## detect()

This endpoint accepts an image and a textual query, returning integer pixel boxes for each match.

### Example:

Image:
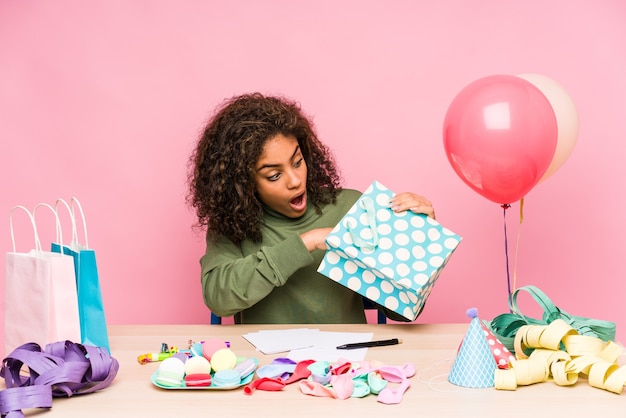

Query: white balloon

[517,73,579,182]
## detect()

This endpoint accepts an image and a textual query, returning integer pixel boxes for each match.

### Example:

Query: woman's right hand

[300,227,333,252]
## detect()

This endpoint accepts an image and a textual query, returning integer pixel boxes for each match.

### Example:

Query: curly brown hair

[187,93,342,245]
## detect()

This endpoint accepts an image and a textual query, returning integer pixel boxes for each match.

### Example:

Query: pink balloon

[517,73,579,183]
[443,75,558,205]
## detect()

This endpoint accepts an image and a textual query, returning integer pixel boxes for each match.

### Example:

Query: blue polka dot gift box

[317,180,462,321]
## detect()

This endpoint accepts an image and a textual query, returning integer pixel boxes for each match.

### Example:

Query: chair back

[210,298,386,324]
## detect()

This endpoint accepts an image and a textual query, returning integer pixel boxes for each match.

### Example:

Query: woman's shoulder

[336,188,362,206]
[338,187,362,197]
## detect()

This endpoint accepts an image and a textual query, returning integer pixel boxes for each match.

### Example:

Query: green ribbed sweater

[200,189,367,324]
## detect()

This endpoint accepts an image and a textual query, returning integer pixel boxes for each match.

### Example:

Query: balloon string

[501,203,512,309]
[513,198,525,294]
[502,199,525,313]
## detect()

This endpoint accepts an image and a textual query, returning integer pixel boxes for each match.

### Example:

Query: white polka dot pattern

[479,319,516,368]
[317,181,462,321]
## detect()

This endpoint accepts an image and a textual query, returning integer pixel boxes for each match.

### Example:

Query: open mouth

[289,192,306,212]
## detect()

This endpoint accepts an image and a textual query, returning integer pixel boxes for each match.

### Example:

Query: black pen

[336,338,402,350]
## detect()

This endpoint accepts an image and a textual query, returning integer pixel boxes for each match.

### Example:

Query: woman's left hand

[390,192,436,219]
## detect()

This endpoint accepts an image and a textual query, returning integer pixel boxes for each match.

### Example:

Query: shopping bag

[318,180,462,321]
[4,205,80,354]
[53,197,110,352]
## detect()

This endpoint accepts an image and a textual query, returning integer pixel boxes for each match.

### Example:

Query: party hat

[448,308,497,388]
[478,318,516,369]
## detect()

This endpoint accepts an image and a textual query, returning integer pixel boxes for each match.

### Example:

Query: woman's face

[255,134,308,218]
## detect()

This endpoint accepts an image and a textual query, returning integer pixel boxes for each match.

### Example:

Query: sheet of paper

[287,331,373,362]
[242,329,374,362]
[242,328,320,354]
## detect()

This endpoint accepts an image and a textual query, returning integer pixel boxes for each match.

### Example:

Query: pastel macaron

[184,356,212,375]
[212,369,241,387]
[210,348,237,372]
[155,357,186,388]
[185,373,212,387]
[201,338,229,361]
[233,358,257,379]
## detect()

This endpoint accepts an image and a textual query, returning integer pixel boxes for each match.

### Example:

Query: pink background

[2,1,625,357]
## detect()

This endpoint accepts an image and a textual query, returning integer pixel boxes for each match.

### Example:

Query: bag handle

[32,202,66,249]
[344,196,378,250]
[55,198,79,248]
[9,205,41,253]
[71,197,89,248]
[54,197,89,249]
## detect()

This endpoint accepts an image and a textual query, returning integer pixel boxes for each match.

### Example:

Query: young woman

[187,93,435,324]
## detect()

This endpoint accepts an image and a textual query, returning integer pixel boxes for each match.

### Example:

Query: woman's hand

[300,227,333,252]
[301,192,435,253]
[390,192,436,219]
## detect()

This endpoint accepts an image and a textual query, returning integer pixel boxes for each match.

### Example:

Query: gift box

[317,180,462,321]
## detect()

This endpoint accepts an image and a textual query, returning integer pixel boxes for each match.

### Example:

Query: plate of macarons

[151,341,258,390]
